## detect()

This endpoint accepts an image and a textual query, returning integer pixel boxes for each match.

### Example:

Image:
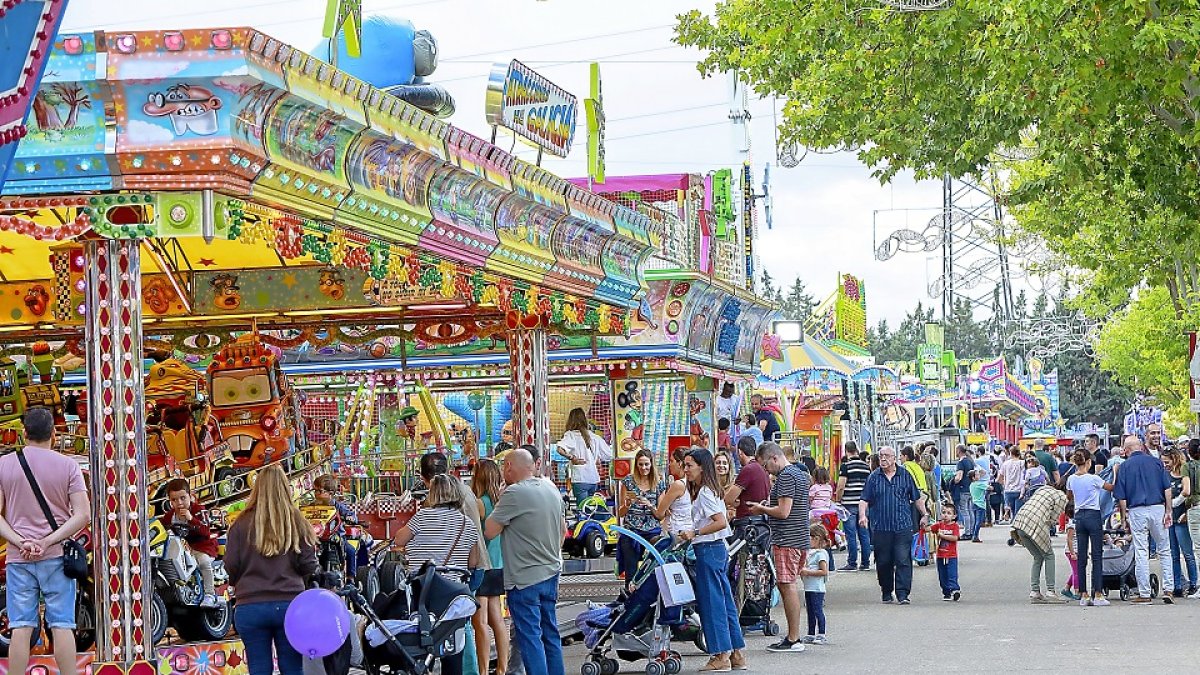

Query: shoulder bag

[15,450,89,580]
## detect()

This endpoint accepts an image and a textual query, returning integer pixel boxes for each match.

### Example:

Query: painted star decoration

[0,246,14,254]
[198,258,216,266]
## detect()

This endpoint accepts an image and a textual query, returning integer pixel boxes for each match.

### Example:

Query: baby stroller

[340,564,479,675]
[577,531,700,675]
[727,516,780,637]
[1100,531,1159,600]
[812,505,849,551]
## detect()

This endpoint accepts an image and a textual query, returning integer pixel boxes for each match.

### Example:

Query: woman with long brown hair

[617,448,667,582]
[1163,447,1198,597]
[558,407,613,506]
[654,447,693,537]
[224,465,318,675]
[679,448,746,672]
[470,459,509,675]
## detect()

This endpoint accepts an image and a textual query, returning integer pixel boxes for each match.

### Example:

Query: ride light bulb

[63,36,84,55]
[115,34,137,53]
[163,32,184,51]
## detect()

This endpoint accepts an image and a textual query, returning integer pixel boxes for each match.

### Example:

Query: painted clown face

[143,85,222,136]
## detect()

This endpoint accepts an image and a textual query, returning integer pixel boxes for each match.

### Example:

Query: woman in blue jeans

[225,466,319,675]
[1165,449,1199,596]
[1065,450,1109,606]
[678,448,746,672]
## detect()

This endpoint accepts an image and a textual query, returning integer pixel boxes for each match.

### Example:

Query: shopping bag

[655,561,696,607]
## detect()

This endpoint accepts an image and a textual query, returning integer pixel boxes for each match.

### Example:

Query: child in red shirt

[932,502,962,601]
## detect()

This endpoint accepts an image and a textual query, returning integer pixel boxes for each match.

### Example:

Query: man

[750,394,781,443]
[901,446,929,493]
[859,445,927,605]
[725,436,771,540]
[1145,423,1165,458]
[1112,434,1175,604]
[0,408,90,675]
[749,442,811,652]
[951,445,977,541]
[1010,484,1068,604]
[973,446,993,483]
[1087,433,1108,471]
[485,448,568,675]
[1032,439,1061,488]
[714,381,738,424]
[836,443,872,571]
[999,445,1026,523]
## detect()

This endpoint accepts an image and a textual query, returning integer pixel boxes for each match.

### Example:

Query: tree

[868,301,934,363]
[780,277,815,323]
[759,269,784,307]
[51,83,90,129]
[944,297,992,359]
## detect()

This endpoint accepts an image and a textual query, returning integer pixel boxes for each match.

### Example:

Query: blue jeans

[1169,522,1198,592]
[5,557,76,629]
[571,482,598,506]
[843,509,872,567]
[957,494,976,540]
[870,529,913,600]
[804,591,825,636]
[235,600,303,675]
[972,505,986,539]
[692,541,745,655]
[936,557,959,595]
[1003,492,1021,520]
[506,575,564,675]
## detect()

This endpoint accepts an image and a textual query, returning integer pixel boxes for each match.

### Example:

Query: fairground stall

[0,25,653,674]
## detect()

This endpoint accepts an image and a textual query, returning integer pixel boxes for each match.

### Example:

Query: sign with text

[485,59,577,158]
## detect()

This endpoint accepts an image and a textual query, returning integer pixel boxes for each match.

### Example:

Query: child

[1061,504,1080,600]
[314,474,359,576]
[800,523,830,645]
[162,478,221,607]
[809,467,838,565]
[969,470,988,543]
[931,502,961,601]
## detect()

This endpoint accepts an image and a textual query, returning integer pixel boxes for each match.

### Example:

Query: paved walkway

[562,527,1200,673]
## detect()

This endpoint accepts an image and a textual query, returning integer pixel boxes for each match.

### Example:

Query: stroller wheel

[693,632,707,653]
[1119,586,1128,601]
[601,658,620,675]
[665,656,682,675]
[764,621,781,637]
[645,660,666,675]
[582,661,603,675]
[1150,574,1160,599]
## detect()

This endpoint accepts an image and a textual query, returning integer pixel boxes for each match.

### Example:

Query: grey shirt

[490,477,564,590]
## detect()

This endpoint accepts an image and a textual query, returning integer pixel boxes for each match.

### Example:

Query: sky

[60,0,951,325]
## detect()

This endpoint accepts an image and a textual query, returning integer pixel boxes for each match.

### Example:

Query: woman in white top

[558,407,613,506]
[655,448,693,536]
[678,448,746,672]
[1065,449,1112,606]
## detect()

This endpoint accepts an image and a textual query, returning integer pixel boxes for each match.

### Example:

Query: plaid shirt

[1011,485,1066,552]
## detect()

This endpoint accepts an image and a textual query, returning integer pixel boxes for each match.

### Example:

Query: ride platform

[0,640,246,675]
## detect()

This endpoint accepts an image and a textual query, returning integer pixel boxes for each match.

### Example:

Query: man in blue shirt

[751,394,781,443]
[859,446,928,605]
[1112,434,1175,603]
[951,445,977,539]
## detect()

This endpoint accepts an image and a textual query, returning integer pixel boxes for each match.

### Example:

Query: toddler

[800,523,830,645]
[162,478,221,607]
[1061,504,1080,600]
[931,502,961,601]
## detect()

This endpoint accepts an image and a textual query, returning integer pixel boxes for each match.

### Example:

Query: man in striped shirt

[836,443,872,571]
[859,446,927,604]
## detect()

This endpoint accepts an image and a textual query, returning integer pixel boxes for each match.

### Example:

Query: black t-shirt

[755,409,781,442]
[1171,474,1187,521]
[952,457,975,500]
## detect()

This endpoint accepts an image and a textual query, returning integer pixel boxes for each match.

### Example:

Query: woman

[396,474,482,675]
[558,407,613,506]
[1065,449,1109,606]
[224,465,318,675]
[618,448,667,582]
[471,459,509,675]
[715,450,735,494]
[654,448,693,538]
[679,448,746,672]
[1163,448,1198,597]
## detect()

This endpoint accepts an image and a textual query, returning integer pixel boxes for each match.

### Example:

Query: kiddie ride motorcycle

[302,502,396,605]
[147,518,234,644]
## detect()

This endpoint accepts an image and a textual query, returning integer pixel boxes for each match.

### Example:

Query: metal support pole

[507,327,551,472]
[84,239,154,674]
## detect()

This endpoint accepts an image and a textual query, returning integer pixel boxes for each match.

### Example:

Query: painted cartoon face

[319,270,346,300]
[143,85,222,136]
[210,275,241,310]
[23,285,49,317]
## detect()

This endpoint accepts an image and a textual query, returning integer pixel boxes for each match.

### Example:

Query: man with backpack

[0,408,91,675]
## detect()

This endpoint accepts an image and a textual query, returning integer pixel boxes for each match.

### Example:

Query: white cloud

[117,59,193,81]
[125,119,177,144]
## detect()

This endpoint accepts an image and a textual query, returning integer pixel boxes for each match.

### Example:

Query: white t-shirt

[691,486,732,543]
[803,548,828,593]
[1000,458,1026,492]
[715,395,737,423]
[1067,472,1105,512]
[557,430,612,484]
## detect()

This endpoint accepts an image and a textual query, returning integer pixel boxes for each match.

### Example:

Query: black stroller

[1100,531,1159,600]
[727,517,780,637]
[339,564,479,675]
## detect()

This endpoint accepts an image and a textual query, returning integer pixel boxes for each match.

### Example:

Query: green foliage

[867,301,934,363]
[780,277,816,323]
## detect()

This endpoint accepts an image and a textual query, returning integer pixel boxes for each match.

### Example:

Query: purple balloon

[284,589,353,658]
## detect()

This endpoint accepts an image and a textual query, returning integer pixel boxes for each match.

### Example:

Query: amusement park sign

[486,59,578,158]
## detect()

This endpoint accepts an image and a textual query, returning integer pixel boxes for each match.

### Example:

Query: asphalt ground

[560,525,1200,674]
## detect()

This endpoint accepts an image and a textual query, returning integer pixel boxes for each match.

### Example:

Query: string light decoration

[0,210,90,240]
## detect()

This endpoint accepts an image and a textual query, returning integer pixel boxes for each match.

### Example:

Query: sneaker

[700,654,733,671]
[952,590,961,602]
[199,594,220,608]
[838,564,859,572]
[1188,589,1200,599]
[1078,597,1091,607]
[1131,596,1153,604]
[1029,592,1044,603]
[766,639,806,653]
[798,636,815,644]
[1172,589,1184,598]
[1060,589,1080,600]
[1091,597,1110,607]
[859,564,872,572]
[972,538,983,543]
[810,635,828,646]
[881,594,894,604]
[1163,596,1175,605]
[898,597,911,605]
[942,595,951,602]
[1188,586,1198,597]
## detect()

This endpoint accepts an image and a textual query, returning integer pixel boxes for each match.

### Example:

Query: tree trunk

[32,96,63,130]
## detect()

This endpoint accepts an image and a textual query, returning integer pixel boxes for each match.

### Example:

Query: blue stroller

[576,531,701,675]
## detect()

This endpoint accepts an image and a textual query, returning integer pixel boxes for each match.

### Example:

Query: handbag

[15,450,89,580]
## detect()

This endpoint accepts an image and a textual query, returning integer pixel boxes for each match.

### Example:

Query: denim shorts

[6,557,77,629]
